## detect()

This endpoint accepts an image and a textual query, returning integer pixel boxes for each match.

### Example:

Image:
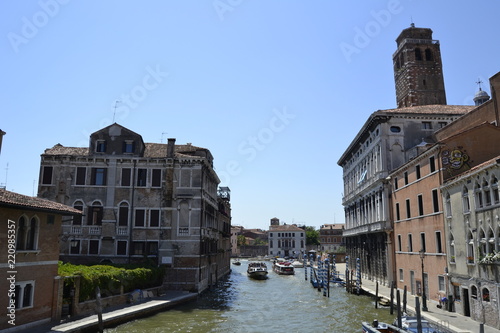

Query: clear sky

[1,1,499,231]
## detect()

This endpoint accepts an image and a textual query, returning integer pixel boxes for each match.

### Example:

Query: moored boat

[247,262,268,279]
[362,320,406,333]
[273,260,295,275]
[233,259,241,266]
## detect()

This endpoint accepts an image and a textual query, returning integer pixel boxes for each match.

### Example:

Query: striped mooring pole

[356,257,361,295]
[331,254,337,281]
[323,258,329,296]
[304,252,308,281]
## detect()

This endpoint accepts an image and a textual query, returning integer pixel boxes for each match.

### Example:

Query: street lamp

[419,248,428,311]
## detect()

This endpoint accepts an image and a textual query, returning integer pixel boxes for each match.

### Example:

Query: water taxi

[247,262,268,280]
[273,260,295,275]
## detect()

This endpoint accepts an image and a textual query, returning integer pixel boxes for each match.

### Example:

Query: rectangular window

[147,242,158,255]
[438,122,447,128]
[91,168,107,185]
[408,234,413,252]
[70,240,80,254]
[436,231,443,253]
[96,140,106,152]
[123,140,135,153]
[137,169,147,187]
[117,241,127,255]
[429,156,436,173]
[422,122,432,130]
[410,271,415,295]
[418,194,424,216]
[416,165,421,179]
[404,171,409,185]
[406,199,411,219]
[432,189,439,213]
[152,169,162,187]
[396,203,400,221]
[76,167,86,185]
[89,240,99,255]
[121,168,131,186]
[133,241,145,255]
[394,177,398,190]
[420,233,426,252]
[135,209,145,227]
[399,268,404,281]
[14,281,34,309]
[397,234,402,251]
[42,166,53,185]
[438,276,445,292]
[150,209,160,227]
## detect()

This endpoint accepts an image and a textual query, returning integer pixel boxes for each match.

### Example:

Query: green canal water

[106,260,395,333]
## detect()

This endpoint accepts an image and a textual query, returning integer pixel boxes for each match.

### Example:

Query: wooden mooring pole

[375,282,379,309]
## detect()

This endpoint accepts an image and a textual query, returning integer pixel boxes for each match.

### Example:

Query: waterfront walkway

[11,290,197,333]
[334,263,500,333]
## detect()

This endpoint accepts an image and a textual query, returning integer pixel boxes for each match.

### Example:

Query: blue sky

[1,1,499,230]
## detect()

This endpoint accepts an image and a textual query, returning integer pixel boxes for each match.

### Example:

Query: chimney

[167,138,176,158]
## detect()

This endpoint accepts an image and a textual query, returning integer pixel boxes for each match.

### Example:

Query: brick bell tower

[393,24,447,108]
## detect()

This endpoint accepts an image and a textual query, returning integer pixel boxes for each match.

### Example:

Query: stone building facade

[268,220,305,258]
[441,156,500,327]
[338,25,474,287]
[0,189,81,331]
[319,224,344,253]
[37,123,231,293]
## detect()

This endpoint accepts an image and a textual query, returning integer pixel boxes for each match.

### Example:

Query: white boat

[247,262,268,280]
[273,261,295,275]
[291,260,304,268]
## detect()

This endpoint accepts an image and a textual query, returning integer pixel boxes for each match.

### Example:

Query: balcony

[117,227,128,235]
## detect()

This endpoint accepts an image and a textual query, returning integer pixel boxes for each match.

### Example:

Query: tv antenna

[161,132,168,143]
[112,100,121,123]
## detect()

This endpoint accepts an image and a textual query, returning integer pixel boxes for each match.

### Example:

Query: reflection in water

[106,261,395,333]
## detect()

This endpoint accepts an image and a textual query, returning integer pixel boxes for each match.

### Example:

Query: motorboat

[247,262,268,279]
[362,320,406,333]
[273,260,295,275]
[232,259,241,266]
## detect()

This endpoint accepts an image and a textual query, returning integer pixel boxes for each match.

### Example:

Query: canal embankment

[9,291,197,333]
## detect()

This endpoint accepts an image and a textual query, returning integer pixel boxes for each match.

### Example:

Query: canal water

[106,260,395,333]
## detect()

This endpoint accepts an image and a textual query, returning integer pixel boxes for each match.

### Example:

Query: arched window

[467,231,475,263]
[462,186,470,213]
[445,192,452,217]
[475,181,483,209]
[479,228,487,256]
[16,215,38,251]
[487,227,495,254]
[449,233,455,262]
[415,48,422,61]
[491,174,499,204]
[483,178,491,206]
[471,285,478,299]
[16,216,27,250]
[483,288,490,302]
[425,48,433,61]
[118,202,129,226]
[87,201,103,225]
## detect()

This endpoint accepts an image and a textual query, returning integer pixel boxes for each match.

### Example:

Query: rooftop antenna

[410,17,415,28]
[476,78,484,91]
[160,132,168,143]
[112,100,121,123]
[4,162,8,189]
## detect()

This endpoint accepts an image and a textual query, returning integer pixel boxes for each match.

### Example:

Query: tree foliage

[237,234,247,246]
[58,262,164,302]
[305,226,320,245]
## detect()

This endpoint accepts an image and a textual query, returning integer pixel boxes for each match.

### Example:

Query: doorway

[462,288,470,317]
